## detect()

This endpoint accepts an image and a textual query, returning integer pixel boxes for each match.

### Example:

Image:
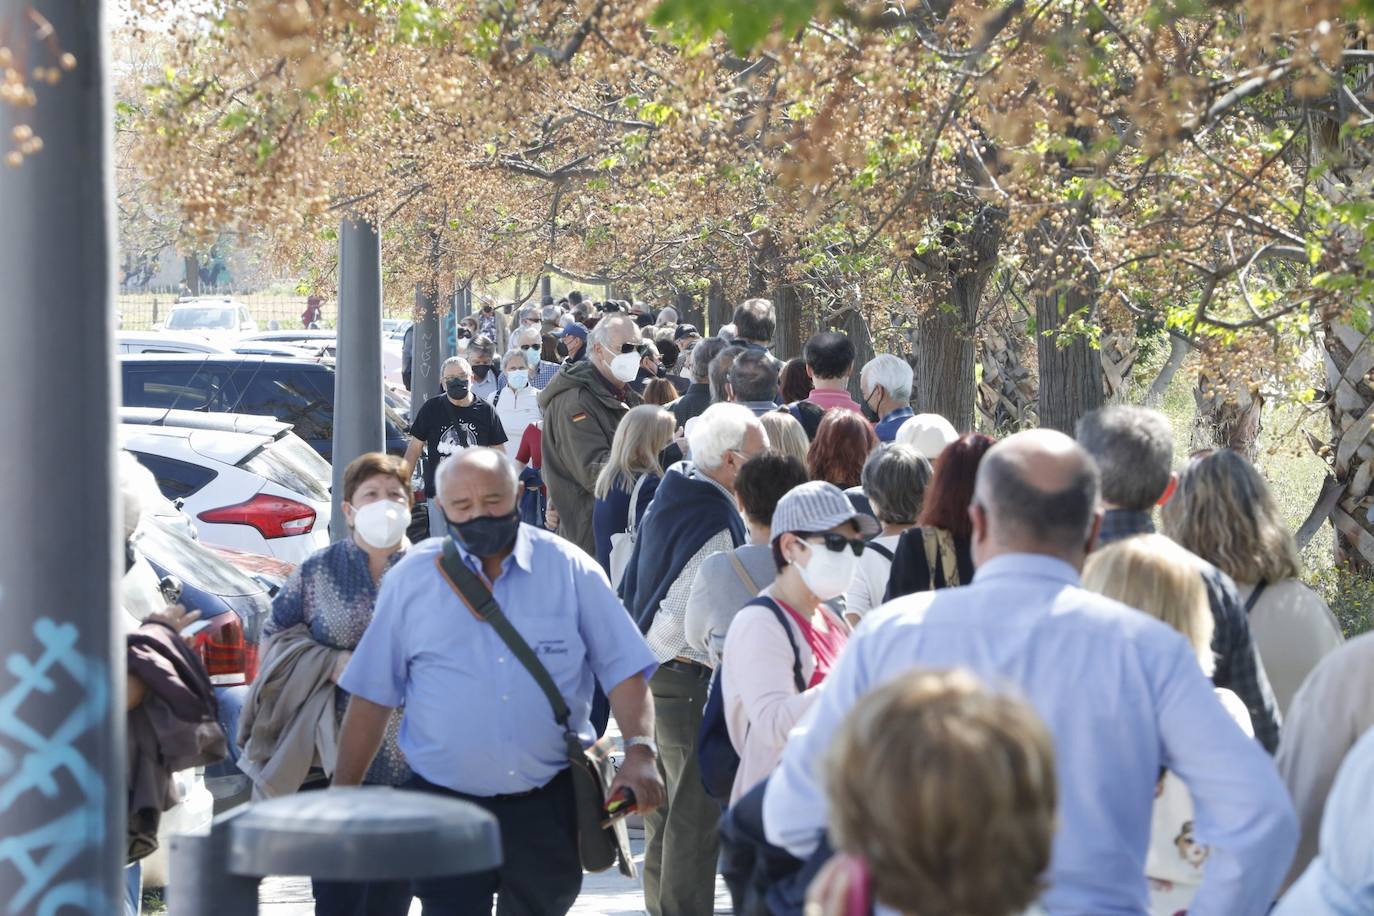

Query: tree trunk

[1192,371,1264,460]
[675,286,703,329]
[832,294,875,403]
[1144,334,1192,406]
[184,253,201,295]
[1100,331,1138,403]
[1323,320,1374,571]
[914,304,977,431]
[977,312,1038,434]
[1035,286,1104,433]
[707,278,731,336]
[773,282,805,360]
[0,0,126,908]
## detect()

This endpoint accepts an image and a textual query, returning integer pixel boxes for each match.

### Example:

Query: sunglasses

[796,531,866,556]
[618,342,651,357]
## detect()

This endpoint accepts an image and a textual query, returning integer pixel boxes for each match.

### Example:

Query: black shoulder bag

[436,539,635,877]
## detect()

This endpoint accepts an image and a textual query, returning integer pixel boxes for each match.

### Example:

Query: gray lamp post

[168,787,502,915]
[330,216,385,540]
[0,2,125,911]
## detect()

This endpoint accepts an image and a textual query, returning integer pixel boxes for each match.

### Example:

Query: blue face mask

[522,346,543,367]
[447,509,521,558]
[506,369,530,390]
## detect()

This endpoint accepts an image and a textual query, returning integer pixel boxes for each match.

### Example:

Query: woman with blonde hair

[1162,449,1343,713]
[760,409,809,464]
[807,669,1056,916]
[1083,534,1253,916]
[592,404,675,581]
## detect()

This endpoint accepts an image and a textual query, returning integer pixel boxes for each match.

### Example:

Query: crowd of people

[219,292,1369,916]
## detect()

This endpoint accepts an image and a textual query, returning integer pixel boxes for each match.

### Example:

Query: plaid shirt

[1097,510,1281,752]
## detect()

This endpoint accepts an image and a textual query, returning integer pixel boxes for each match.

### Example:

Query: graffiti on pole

[0,614,110,915]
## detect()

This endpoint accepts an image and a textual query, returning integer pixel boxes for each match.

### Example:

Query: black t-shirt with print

[411,393,508,496]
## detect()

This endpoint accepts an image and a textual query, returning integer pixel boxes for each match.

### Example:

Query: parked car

[120,424,333,565]
[383,318,412,338]
[155,297,259,336]
[244,329,407,387]
[119,330,316,360]
[119,354,410,460]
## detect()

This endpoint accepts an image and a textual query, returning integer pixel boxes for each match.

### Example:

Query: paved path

[257,827,733,914]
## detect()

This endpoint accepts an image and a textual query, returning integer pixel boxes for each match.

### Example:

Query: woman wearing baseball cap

[719,480,878,804]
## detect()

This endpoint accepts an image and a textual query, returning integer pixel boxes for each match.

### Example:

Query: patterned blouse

[266,538,411,787]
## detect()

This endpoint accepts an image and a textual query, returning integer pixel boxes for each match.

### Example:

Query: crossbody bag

[435,538,635,877]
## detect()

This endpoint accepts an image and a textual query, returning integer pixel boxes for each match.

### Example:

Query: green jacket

[537,360,642,555]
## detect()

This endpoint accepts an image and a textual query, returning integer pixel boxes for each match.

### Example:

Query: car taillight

[199,494,316,539]
[193,612,256,686]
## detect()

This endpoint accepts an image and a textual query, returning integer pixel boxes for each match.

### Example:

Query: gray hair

[732,298,775,344]
[976,440,1100,550]
[514,326,542,348]
[728,350,780,403]
[861,443,932,526]
[589,314,636,352]
[469,335,496,360]
[691,337,728,384]
[441,356,472,375]
[1075,406,1174,511]
[861,354,914,404]
[709,345,746,403]
[688,402,762,470]
[502,349,529,370]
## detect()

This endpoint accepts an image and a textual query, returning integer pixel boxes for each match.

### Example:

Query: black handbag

[436,538,635,877]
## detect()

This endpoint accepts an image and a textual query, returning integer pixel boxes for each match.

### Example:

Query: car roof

[116,331,233,351]
[120,407,294,439]
[172,297,244,308]
[119,353,326,369]
[118,424,271,466]
[244,330,336,341]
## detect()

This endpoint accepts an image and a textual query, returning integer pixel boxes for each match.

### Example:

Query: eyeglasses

[796,531,866,556]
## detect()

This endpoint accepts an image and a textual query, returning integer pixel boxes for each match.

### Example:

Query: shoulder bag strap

[625,474,649,536]
[1244,580,1269,615]
[435,539,574,732]
[729,550,762,595]
[751,597,806,693]
[865,541,894,562]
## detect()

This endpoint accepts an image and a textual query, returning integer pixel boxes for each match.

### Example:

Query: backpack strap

[749,597,806,693]
[1244,580,1269,615]
[865,541,895,562]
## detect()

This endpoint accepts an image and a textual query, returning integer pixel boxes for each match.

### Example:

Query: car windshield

[168,308,236,330]
[131,515,262,597]
[241,437,331,501]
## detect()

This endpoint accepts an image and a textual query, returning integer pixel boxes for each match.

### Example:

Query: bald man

[762,430,1297,915]
[336,448,664,915]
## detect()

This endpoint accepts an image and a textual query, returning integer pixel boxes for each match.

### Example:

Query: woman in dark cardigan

[884,433,995,600]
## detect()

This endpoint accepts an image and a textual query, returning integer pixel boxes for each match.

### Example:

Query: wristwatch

[624,736,658,757]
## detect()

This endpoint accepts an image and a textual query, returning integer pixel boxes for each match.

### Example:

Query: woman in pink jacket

[721,481,876,804]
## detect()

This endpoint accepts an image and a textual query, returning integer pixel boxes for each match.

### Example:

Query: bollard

[167,786,502,915]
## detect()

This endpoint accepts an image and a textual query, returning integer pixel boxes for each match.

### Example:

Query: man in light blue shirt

[764,430,1297,916]
[335,448,664,915]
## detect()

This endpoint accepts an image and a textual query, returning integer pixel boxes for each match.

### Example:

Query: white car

[118,331,314,360]
[156,297,259,337]
[120,424,333,564]
[243,329,406,387]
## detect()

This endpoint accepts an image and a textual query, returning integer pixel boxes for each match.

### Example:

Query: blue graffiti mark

[0,617,110,915]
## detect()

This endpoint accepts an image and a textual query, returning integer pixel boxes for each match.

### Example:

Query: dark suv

[120,355,409,460]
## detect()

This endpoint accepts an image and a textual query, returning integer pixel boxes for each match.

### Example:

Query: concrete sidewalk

[257,826,733,914]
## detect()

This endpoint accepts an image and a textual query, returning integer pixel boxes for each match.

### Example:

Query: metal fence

[116,286,420,331]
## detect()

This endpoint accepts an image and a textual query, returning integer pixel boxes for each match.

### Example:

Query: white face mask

[351,499,409,549]
[609,351,642,383]
[793,539,857,601]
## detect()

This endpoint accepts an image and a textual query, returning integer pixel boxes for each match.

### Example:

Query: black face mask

[861,387,881,423]
[472,364,493,380]
[556,341,570,359]
[445,378,470,400]
[447,509,521,557]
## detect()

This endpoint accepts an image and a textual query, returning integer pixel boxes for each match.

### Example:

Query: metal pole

[330,216,385,540]
[412,284,441,420]
[0,1,125,912]
[458,282,473,320]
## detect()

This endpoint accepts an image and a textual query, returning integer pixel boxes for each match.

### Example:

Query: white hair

[718,323,738,342]
[589,314,635,351]
[861,354,914,403]
[502,349,529,369]
[442,356,472,375]
[515,326,542,347]
[657,306,679,326]
[688,402,761,470]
